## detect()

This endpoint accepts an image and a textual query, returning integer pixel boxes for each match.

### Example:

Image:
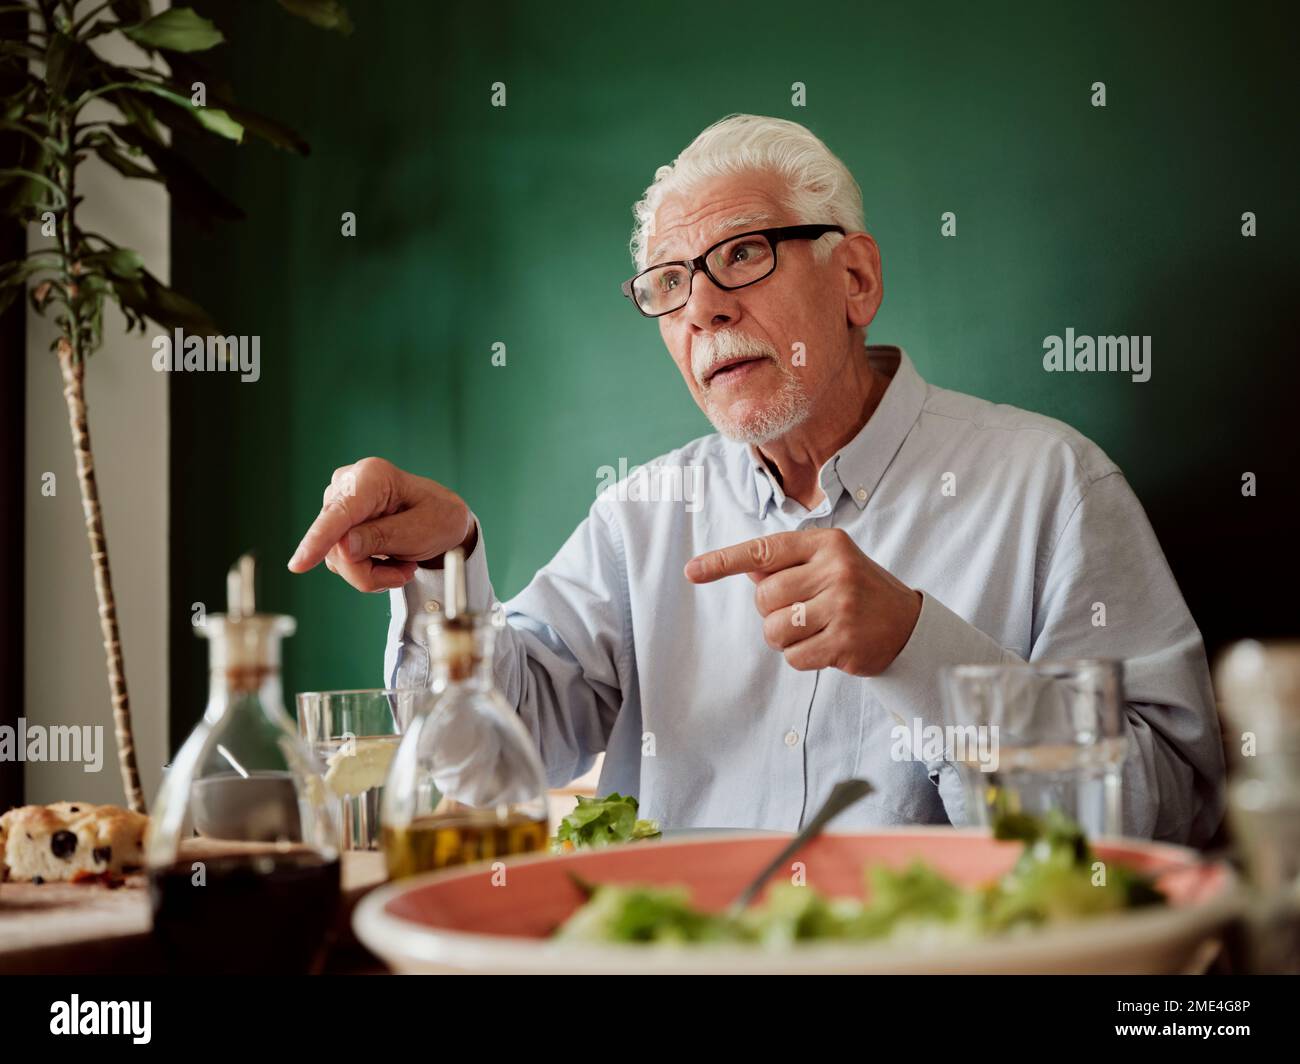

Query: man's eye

[659,270,684,291]
[727,240,767,264]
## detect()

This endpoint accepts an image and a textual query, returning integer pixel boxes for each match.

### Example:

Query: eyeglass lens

[633,232,776,315]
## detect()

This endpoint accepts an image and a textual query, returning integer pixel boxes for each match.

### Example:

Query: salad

[550,793,662,853]
[554,810,1166,945]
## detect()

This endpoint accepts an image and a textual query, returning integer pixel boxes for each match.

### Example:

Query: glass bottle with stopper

[382,547,550,877]
[1217,640,1300,974]
[146,553,342,973]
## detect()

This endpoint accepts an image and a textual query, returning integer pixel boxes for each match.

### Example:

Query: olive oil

[383,810,548,879]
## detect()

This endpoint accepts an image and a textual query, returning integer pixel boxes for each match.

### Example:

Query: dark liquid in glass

[149,852,340,974]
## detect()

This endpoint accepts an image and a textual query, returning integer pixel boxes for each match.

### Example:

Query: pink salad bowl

[353,827,1240,974]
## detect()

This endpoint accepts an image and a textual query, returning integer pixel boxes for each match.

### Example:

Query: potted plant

[0,0,351,811]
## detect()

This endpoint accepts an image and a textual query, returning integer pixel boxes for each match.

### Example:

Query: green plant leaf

[276,0,354,34]
[0,118,61,156]
[163,54,235,104]
[123,75,310,154]
[48,35,117,100]
[113,268,217,334]
[82,247,145,281]
[80,293,106,353]
[129,81,243,141]
[111,122,245,224]
[0,163,64,212]
[0,41,45,64]
[122,8,225,53]
[72,272,111,313]
[110,0,155,22]
[45,32,76,98]
[3,82,39,121]
[91,139,156,181]
[0,256,57,289]
[211,98,310,154]
[102,86,164,142]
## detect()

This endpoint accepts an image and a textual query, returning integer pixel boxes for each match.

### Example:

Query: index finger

[288,480,376,573]
[684,531,816,584]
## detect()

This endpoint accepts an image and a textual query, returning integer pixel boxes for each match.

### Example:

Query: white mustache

[692,330,780,387]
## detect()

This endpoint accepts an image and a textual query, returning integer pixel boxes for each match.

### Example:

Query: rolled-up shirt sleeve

[868,471,1226,847]
[384,504,629,789]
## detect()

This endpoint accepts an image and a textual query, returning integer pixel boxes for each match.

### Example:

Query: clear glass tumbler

[939,659,1129,837]
[296,689,422,851]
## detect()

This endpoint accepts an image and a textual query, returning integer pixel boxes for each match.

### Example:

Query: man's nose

[683,269,739,331]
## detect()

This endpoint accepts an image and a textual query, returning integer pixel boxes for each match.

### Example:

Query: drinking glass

[296,689,422,851]
[939,659,1128,837]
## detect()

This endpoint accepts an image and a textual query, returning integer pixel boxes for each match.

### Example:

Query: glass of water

[940,660,1129,837]
[296,689,422,851]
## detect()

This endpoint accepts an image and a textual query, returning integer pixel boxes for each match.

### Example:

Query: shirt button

[784,729,800,747]
[855,486,868,503]
[424,599,441,614]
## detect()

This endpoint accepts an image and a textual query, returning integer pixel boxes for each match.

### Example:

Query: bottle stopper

[444,547,467,620]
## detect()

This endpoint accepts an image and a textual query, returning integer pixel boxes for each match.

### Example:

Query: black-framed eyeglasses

[621,223,845,318]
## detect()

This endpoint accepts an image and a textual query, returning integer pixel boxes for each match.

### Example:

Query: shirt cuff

[870,590,1022,725]
[385,514,494,689]
[867,591,1024,825]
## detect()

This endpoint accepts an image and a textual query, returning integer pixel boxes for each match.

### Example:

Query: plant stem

[51,102,146,813]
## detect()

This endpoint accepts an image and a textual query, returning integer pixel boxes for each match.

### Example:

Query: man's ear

[840,231,883,329]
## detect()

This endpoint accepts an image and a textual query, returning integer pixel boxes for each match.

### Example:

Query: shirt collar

[745,345,928,519]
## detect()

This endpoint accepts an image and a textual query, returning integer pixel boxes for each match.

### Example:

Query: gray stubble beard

[692,330,813,445]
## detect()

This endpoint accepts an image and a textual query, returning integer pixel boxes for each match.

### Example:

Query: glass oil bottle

[146,554,342,973]
[381,548,549,877]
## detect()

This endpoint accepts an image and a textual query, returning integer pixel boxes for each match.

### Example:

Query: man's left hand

[684,528,922,676]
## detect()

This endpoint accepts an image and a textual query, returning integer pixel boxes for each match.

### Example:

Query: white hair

[630,114,865,271]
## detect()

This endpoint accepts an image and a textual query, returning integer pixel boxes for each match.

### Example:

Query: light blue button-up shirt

[386,347,1225,846]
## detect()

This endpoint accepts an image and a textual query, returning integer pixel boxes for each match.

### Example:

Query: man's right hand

[287,457,476,592]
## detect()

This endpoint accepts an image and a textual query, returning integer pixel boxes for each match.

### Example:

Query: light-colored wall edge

[22,32,168,809]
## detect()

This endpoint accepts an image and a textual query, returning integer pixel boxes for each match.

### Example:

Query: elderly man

[288,114,1224,846]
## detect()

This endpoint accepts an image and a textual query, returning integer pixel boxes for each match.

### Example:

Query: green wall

[170,0,1299,743]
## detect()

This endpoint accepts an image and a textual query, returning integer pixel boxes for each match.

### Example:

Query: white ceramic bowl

[354,827,1240,975]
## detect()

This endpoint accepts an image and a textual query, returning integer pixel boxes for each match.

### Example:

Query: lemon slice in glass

[324,736,399,797]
